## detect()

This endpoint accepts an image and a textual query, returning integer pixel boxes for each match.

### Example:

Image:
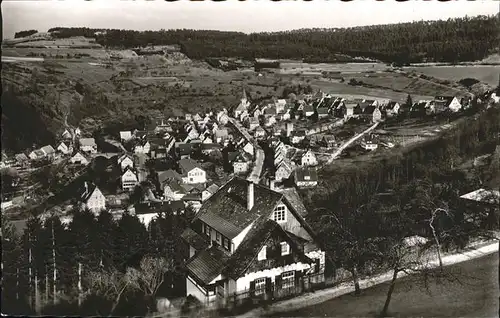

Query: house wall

[70,154,89,165]
[186,275,208,304]
[85,189,106,214]
[138,213,158,227]
[232,222,254,252]
[120,158,134,170]
[296,180,318,188]
[234,162,249,174]
[270,200,313,242]
[185,167,206,184]
[81,145,97,154]
[235,262,312,293]
[243,143,254,156]
[275,166,291,182]
[449,98,462,112]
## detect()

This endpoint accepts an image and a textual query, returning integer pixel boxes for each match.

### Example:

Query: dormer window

[273,205,286,223]
[280,242,290,256]
[258,245,267,261]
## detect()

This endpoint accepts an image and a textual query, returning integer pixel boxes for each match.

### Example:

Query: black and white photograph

[1,0,499,316]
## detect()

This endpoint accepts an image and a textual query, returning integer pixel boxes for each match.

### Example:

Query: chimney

[247,181,255,211]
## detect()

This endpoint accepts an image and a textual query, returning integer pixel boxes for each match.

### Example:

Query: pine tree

[405,94,413,108]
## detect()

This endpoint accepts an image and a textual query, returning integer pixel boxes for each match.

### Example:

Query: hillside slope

[38,14,500,63]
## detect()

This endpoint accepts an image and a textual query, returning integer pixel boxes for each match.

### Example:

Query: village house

[79,182,106,214]
[215,128,230,144]
[15,153,30,167]
[317,108,329,119]
[134,140,151,154]
[265,115,277,127]
[182,177,326,307]
[28,149,45,161]
[279,108,292,121]
[233,89,251,118]
[290,131,306,145]
[118,154,134,171]
[57,141,72,155]
[179,158,207,185]
[434,96,462,113]
[275,160,294,182]
[120,131,133,142]
[361,141,378,151]
[363,106,383,123]
[243,142,255,156]
[233,152,253,174]
[79,138,97,154]
[164,179,188,201]
[176,142,194,159]
[217,110,230,126]
[134,200,185,227]
[69,151,90,166]
[121,167,139,192]
[410,101,431,116]
[384,101,401,117]
[253,107,263,119]
[275,99,287,114]
[294,167,318,188]
[300,150,318,166]
[254,126,267,139]
[61,129,72,140]
[274,142,288,167]
[202,183,220,202]
[40,145,56,159]
[247,117,260,131]
[304,105,315,118]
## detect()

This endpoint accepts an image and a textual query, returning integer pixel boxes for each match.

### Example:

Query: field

[405,65,499,87]
[269,253,498,318]
[2,35,481,150]
[280,61,389,74]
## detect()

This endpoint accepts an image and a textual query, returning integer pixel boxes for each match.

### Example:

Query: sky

[2,0,499,39]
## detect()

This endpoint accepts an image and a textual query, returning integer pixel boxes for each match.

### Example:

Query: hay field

[280,61,388,74]
[405,65,499,87]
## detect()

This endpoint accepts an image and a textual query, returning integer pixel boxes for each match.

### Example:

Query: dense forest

[14,29,38,38]
[2,208,192,316]
[46,15,500,63]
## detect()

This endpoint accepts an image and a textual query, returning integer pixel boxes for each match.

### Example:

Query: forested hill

[45,15,500,63]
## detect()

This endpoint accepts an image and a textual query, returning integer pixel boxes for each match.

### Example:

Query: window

[273,205,286,222]
[204,224,211,237]
[223,237,230,251]
[280,242,290,256]
[257,246,267,261]
[216,232,221,244]
[281,271,295,289]
[255,278,266,295]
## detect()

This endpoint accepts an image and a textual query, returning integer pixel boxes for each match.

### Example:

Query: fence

[223,271,326,311]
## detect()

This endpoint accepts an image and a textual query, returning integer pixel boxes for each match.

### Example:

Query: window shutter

[275,275,282,289]
[265,277,272,293]
[249,280,256,298]
[294,270,301,287]
[315,258,320,272]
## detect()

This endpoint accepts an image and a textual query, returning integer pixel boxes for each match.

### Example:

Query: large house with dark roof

[179,158,206,184]
[182,177,325,307]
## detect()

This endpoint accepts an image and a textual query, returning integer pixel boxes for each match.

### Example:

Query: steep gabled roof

[179,158,202,173]
[194,177,283,238]
[223,220,313,280]
[79,138,96,147]
[186,246,230,285]
[158,169,182,185]
[41,145,55,154]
